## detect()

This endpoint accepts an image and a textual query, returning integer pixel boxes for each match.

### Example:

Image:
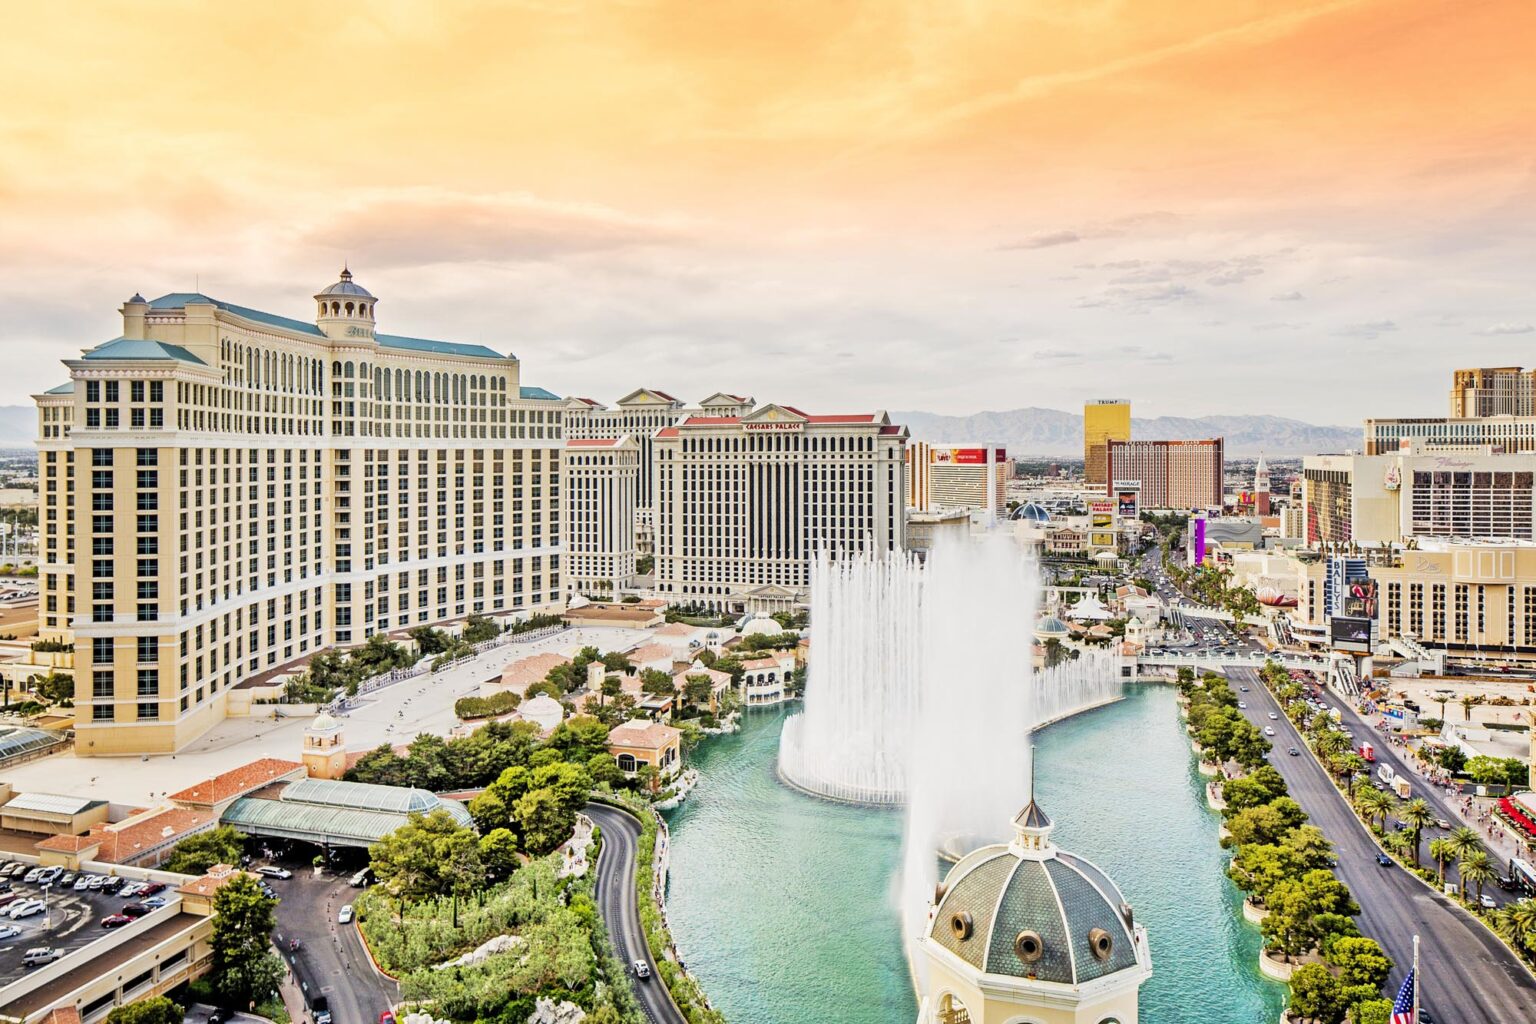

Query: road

[1309,685,1519,906]
[586,803,687,1024]
[270,866,398,1024]
[1226,666,1536,1024]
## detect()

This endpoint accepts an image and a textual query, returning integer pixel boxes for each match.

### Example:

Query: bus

[1376,764,1395,786]
[1359,742,1375,763]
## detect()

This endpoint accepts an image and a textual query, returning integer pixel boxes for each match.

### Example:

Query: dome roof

[929,822,1140,987]
[1034,615,1069,638]
[1012,502,1052,524]
[310,711,341,732]
[317,267,374,299]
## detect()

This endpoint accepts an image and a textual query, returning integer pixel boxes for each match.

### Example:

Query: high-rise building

[1302,447,1536,545]
[33,272,566,755]
[1083,399,1131,485]
[905,440,1007,518]
[652,404,908,612]
[1104,439,1223,510]
[1450,367,1536,418]
[562,436,639,599]
[1365,415,1536,455]
[563,390,754,554]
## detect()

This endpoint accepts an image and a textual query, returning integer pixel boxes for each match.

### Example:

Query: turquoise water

[662,685,1288,1024]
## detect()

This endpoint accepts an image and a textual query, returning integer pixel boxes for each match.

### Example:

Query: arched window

[617,753,637,773]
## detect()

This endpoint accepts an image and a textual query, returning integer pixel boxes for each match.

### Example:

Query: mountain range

[891,407,1358,458]
[0,407,36,448]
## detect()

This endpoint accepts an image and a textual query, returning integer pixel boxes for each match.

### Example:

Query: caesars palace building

[33,271,567,755]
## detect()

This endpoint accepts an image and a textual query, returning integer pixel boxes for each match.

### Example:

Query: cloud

[1477,322,1534,335]
[1206,266,1264,286]
[304,187,686,267]
[1271,290,1305,301]
[1254,321,1306,332]
[1336,320,1398,339]
[1031,347,1083,362]
[1000,230,1081,250]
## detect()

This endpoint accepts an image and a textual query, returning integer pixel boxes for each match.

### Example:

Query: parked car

[118,883,143,898]
[88,875,107,890]
[9,901,45,919]
[21,948,64,967]
[37,868,62,886]
[140,882,166,896]
[57,872,76,888]
[120,904,153,919]
[102,878,124,894]
[140,896,168,908]
[101,914,132,928]
[208,1011,230,1024]
[0,925,20,939]
[256,866,292,880]
[72,876,91,891]
[22,868,42,884]
[338,904,354,924]
[0,893,20,909]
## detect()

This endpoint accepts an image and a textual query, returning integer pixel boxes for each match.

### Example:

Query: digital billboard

[1330,616,1373,652]
[1115,489,1139,519]
[1343,579,1379,619]
[931,448,998,465]
[1090,532,1117,548]
[1092,513,1113,528]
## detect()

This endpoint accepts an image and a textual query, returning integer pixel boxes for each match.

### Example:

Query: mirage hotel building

[34,271,565,754]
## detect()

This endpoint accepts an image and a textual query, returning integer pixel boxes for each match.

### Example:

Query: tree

[1459,694,1480,721]
[1288,963,1345,1023]
[1222,765,1288,813]
[1434,745,1467,774]
[639,668,676,697]
[1355,787,1395,832]
[1326,936,1393,990]
[1501,757,1530,794]
[683,673,716,708]
[1459,849,1495,906]
[600,651,633,674]
[514,787,573,854]
[370,808,484,900]
[1467,755,1507,793]
[1444,825,1484,868]
[1228,843,1301,906]
[1428,837,1453,886]
[211,873,283,1008]
[461,614,501,645]
[479,827,521,882]
[586,752,623,788]
[1225,797,1307,848]
[1398,798,1433,866]
[1349,999,1392,1024]
[32,672,73,704]
[162,825,247,876]
[106,996,184,1024]
[1285,825,1336,872]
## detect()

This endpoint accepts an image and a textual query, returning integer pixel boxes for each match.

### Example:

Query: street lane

[586,803,687,1024]
[271,865,398,1024]
[1225,666,1536,1024]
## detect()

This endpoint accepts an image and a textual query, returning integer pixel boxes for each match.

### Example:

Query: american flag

[1391,968,1416,1024]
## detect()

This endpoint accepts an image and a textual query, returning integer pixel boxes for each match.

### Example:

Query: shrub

[456,691,521,720]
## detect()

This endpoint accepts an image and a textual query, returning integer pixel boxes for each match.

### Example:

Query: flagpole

[1412,933,1420,1023]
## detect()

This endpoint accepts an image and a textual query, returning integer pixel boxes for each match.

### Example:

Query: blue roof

[147,293,510,361]
[83,337,207,365]
[43,382,74,395]
[376,333,507,360]
[520,385,561,401]
[149,293,324,337]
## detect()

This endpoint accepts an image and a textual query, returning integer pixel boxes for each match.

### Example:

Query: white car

[118,883,143,898]
[1480,894,1498,909]
[338,904,354,924]
[1238,702,1248,709]
[9,901,44,919]
[0,925,20,939]
[72,876,91,891]
[1264,726,1276,737]
[22,869,42,884]
[256,866,292,880]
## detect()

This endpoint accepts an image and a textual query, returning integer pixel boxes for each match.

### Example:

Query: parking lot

[0,862,179,985]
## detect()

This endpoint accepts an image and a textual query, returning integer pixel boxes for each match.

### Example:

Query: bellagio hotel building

[33,270,565,755]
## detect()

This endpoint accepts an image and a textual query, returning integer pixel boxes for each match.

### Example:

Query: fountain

[777,547,924,804]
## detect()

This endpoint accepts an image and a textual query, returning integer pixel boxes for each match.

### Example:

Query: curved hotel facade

[33,271,566,754]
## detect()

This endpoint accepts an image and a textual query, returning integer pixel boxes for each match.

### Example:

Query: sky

[1,0,1533,422]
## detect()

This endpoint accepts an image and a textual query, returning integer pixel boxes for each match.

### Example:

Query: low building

[512,693,566,737]
[739,650,795,706]
[625,642,678,675]
[606,720,682,781]
[35,806,216,869]
[220,777,473,849]
[670,662,733,713]
[490,652,571,697]
[0,793,108,837]
[166,758,309,814]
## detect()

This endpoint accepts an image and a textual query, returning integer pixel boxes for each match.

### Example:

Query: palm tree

[1428,837,1453,886]
[1459,850,1495,907]
[1445,825,1484,866]
[1399,798,1434,866]
[1381,830,1411,860]
[1357,787,1396,832]
[1510,899,1536,954]
[1460,694,1478,722]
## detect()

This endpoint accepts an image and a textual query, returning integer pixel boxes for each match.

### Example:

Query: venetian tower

[302,711,348,780]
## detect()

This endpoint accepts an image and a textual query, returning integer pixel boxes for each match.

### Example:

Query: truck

[1393,776,1412,800]
[1359,742,1375,763]
[1376,764,1395,786]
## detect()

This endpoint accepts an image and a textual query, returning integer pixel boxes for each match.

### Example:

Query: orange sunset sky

[1,0,1533,420]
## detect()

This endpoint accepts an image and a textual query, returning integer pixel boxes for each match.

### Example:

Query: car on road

[1288,747,1301,756]
[21,948,64,968]
[380,1013,397,1024]
[312,997,331,1024]
[1268,712,1279,720]
[255,866,292,880]
[1436,818,1452,830]
[1480,894,1498,909]
[1237,702,1247,709]
[631,960,652,979]
[101,914,132,928]
[208,1010,230,1024]
[1264,726,1275,736]
[338,904,354,924]
[289,937,302,952]
[1376,853,1394,867]
[1239,686,1249,692]
[0,925,20,939]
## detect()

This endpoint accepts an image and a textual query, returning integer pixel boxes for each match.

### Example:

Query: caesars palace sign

[743,420,804,431]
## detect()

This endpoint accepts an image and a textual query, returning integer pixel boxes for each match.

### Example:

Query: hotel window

[92,637,112,665]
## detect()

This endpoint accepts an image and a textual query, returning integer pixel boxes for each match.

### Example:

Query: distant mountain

[0,407,34,448]
[890,407,1358,457]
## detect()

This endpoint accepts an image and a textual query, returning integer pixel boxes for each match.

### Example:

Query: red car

[379,1013,396,1024]
[140,883,166,896]
[101,914,132,928]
